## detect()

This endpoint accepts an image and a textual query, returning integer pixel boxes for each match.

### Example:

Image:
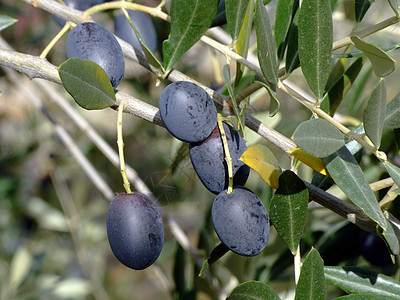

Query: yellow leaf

[240,144,281,189]
[287,148,330,176]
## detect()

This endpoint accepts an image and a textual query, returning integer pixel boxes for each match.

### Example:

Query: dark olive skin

[159,81,217,143]
[212,187,270,256]
[106,193,164,270]
[189,122,250,194]
[66,22,125,88]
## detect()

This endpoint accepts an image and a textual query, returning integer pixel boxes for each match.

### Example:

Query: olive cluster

[65,13,269,270]
[159,81,270,257]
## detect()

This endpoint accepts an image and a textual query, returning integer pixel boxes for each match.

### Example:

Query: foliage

[1,0,400,299]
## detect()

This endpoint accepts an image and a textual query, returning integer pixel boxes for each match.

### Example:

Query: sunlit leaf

[239,144,281,189]
[9,247,33,292]
[324,146,388,231]
[298,0,333,100]
[295,248,325,300]
[255,0,278,86]
[0,15,17,32]
[384,161,400,189]
[270,170,308,254]
[363,79,386,148]
[351,36,396,77]
[226,0,250,42]
[287,148,329,176]
[59,58,116,110]
[163,0,219,72]
[227,281,280,300]
[293,118,345,158]
[325,266,400,298]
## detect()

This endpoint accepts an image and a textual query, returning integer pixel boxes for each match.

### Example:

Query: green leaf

[355,0,373,22]
[363,79,387,148]
[325,266,400,298]
[0,15,17,32]
[384,161,400,191]
[255,0,278,86]
[121,8,165,73]
[255,80,280,116]
[321,57,364,115]
[275,0,296,60]
[351,36,396,77]
[163,0,219,72]
[323,146,388,231]
[227,281,280,300]
[298,0,333,100]
[199,243,229,277]
[59,58,116,110]
[382,219,400,255]
[388,0,399,15]
[223,64,245,134]
[293,118,345,158]
[270,170,308,254]
[239,144,282,189]
[173,243,186,297]
[383,91,400,132]
[226,0,250,42]
[234,0,255,87]
[294,248,325,300]
[334,294,396,300]
[285,8,300,74]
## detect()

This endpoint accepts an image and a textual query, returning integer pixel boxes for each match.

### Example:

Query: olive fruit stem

[117,102,132,194]
[40,21,73,59]
[294,244,301,285]
[217,113,233,194]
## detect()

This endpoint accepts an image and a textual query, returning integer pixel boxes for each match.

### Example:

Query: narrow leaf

[384,161,400,189]
[298,0,333,100]
[239,144,282,189]
[227,281,280,300]
[163,0,219,72]
[121,8,164,73]
[363,79,386,148]
[255,80,280,116]
[285,8,300,74]
[355,0,373,22]
[321,57,364,115]
[325,266,400,299]
[293,118,345,158]
[226,0,250,42]
[323,146,388,231]
[335,295,395,300]
[351,36,396,77]
[173,243,186,297]
[0,15,17,32]
[287,148,329,176]
[58,58,116,110]
[199,243,229,277]
[275,0,296,59]
[388,0,399,15]
[383,91,400,132]
[234,0,255,86]
[9,247,33,292]
[295,248,325,300]
[270,170,308,254]
[223,64,245,134]
[255,0,278,86]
